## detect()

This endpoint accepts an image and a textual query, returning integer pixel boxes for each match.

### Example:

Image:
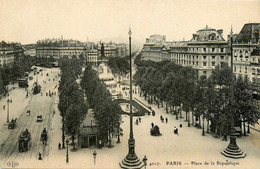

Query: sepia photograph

[0,0,260,168]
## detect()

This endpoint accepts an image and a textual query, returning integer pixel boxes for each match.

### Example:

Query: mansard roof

[235,23,260,44]
[190,26,225,42]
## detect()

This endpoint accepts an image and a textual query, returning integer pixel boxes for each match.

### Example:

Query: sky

[0,0,259,47]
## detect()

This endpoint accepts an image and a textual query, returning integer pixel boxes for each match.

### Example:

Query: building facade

[233,23,260,94]
[142,27,230,78]
[0,42,23,67]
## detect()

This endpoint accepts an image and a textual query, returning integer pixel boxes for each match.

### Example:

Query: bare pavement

[0,67,260,169]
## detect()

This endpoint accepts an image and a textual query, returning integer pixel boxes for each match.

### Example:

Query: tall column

[120,29,143,169]
[221,27,246,159]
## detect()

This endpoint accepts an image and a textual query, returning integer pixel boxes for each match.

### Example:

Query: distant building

[0,42,23,67]
[141,35,171,62]
[85,48,98,65]
[97,42,127,59]
[36,39,86,59]
[36,39,126,64]
[24,48,36,57]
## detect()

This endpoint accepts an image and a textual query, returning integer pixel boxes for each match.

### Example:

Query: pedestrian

[136,119,139,125]
[139,117,141,123]
[160,115,162,120]
[179,121,182,128]
[176,128,179,135]
[58,143,61,150]
[38,152,42,160]
[174,126,177,134]
[162,117,164,123]
[166,118,168,123]
[151,122,154,128]
[3,105,5,110]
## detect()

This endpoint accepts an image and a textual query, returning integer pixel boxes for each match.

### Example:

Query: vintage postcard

[0,0,260,169]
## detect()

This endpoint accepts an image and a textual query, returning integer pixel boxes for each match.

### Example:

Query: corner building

[179,26,230,78]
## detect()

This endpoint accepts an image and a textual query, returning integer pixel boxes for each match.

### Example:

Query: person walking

[151,122,154,128]
[179,121,182,128]
[139,117,141,123]
[162,117,164,123]
[165,118,168,123]
[176,128,179,135]
[58,143,61,150]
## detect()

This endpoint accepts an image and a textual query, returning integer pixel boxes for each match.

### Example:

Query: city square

[0,0,260,169]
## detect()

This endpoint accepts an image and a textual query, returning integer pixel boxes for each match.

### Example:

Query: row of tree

[58,58,87,150]
[134,56,260,138]
[80,65,123,146]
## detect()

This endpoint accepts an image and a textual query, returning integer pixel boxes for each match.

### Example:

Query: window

[221,56,224,60]
[221,48,224,52]
[197,61,199,65]
[212,56,215,59]
[212,62,215,66]
[203,56,207,60]
[203,48,206,52]
[212,48,215,52]
[234,66,236,72]
[245,67,247,73]
[203,62,207,66]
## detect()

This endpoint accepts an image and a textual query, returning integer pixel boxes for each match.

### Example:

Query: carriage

[36,115,43,122]
[18,129,31,152]
[40,128,48,145]
[33,82,41,95]
[8,118,17,129]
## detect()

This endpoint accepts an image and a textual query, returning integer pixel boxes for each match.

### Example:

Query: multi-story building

[36,39,126,64]
[233,23,260,94]
[141,35,169,62]
[0,42,23,67]
[85,48,98,64]
[36,39,86,60]
[142,26,230,78]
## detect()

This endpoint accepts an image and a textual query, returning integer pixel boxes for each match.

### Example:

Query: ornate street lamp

[221,26,246,158]
[66,138,69,163]
[62,118,65,149]
[142,156,148,169]
[119,28,143,169]
[202,115,205,136]
[93,150,97,166]
[6,99,11,123]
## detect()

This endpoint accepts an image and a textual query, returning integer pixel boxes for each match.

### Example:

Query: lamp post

[93,150,97,166]
[66,138,69,163]
[221,26,246,158]
[26,87,28,98]
[120,28,143,169]
[188,111,191,127]
[6,99,11,123]
[202,115,205,136]
[142,156,147,169]
[62,116,65,149]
